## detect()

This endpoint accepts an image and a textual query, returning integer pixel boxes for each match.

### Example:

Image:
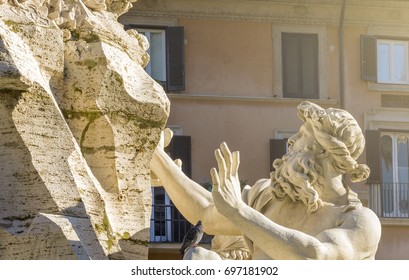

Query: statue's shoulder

[339,206,382,257]
[242,178,273,211]
[346,205,381,228]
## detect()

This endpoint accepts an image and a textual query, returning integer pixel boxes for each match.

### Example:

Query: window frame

[150,186,173,242]
[376,39,409,84]
[380,131,409,182]
[125,24,185,92]
[365,109,409,220]
[138,28,167,85]
[379,131,409,217]
[272,25,327,100]
[361,28,409,92]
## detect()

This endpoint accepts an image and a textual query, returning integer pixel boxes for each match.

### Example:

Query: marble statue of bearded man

[151,101,381,260]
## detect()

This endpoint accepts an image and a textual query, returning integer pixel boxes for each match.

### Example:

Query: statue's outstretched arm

[150,131,240,235]
[213,199,380,259]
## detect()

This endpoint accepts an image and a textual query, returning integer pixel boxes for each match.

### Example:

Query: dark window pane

[270,138,288,172]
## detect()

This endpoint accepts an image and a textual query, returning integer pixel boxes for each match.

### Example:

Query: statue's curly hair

[270,102,367,213]
[297,101,370,182]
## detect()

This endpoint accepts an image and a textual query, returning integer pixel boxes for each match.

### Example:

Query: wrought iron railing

[150,204,212,243]
[369,182,409,218]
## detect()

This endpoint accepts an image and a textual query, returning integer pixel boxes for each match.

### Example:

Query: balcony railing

[369,182,409,218]
[150,204,213,243]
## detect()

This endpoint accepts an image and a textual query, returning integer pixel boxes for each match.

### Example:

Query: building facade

[120,0,409,259]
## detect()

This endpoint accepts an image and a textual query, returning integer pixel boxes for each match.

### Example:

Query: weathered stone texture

[0,0,169,259]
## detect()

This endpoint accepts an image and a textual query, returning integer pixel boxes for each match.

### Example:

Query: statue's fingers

[215,148,227,185]
[174,158,182,170]
[232,151,240,177]
[220,142,233,176]
[210,168,220,191]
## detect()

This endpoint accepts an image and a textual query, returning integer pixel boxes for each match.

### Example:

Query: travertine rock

[0,0,169,259]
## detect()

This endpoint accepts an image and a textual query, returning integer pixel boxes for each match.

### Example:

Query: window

[379,132,409,217]
[366,130,409,218]
[269,130,296,171]
[139,29,166,86]
[361,36,409,85]
[377,40,409,84]
[150,187,172,242]
[273,25,327,99]
[282,33,319,99]
[149,134,213,243]
[150,187,190,242]
[127,26,185,92]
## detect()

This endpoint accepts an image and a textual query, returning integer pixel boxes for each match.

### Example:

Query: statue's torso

[245,179,353,260]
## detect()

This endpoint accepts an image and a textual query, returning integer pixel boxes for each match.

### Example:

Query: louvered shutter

[361,35,378,82]
[365,130,381,183]
[166,26,185,91]
[168,135,191,178]
[282,33,319,99]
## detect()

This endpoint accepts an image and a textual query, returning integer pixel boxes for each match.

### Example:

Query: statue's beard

[271,148,323,213]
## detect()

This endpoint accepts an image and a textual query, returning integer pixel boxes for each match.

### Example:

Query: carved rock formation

[0,0,169,259]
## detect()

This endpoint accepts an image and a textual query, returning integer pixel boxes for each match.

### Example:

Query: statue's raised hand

[211,142,245,216]
[151,128,182,185]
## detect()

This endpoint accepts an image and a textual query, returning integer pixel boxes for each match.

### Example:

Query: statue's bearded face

[271,124,323,213]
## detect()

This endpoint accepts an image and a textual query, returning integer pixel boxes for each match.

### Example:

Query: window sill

[379,218,409,226]
[168,93,338,105]
[369,82,409,93]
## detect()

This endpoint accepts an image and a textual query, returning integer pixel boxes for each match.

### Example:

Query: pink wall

[376,226,409,259]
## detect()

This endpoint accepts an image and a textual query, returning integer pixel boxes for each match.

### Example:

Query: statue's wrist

[224,201,247,219]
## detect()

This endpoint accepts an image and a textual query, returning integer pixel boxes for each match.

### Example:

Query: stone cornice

[379,218,409,227]
[167,93,339,107]
[124,0,409,27]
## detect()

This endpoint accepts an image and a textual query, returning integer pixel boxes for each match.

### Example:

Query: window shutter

[168,135,191,178]
[361,35,377,82]
[300,35,319,99]
[365,130,381,183]
[282,34,300,98]
[270,139,288,171]
[166,26,185,92]
[282,33,319,99]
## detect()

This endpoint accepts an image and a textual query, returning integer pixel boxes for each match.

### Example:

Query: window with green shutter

[361,35,409,85]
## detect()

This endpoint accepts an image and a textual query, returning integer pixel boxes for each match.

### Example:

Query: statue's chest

[261,199,344,235]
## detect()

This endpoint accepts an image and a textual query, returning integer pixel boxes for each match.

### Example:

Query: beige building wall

[182,19,274,97]
[376,225,409,259]
[168,18,340,184]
